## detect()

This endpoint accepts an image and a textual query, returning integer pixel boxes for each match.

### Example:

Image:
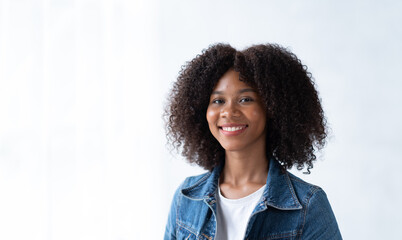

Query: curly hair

[164,43,327,173]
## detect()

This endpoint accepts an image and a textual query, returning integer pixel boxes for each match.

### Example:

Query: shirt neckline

[217,183,266,205]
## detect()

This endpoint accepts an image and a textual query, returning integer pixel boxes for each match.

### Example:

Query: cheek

[206,107,218,125]
[250,108,262,118]
[251,107,267,126]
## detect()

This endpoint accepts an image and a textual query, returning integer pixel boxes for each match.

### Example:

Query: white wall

[1,0,401,239]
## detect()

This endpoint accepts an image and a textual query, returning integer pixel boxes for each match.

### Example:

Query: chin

[220,143,246,152]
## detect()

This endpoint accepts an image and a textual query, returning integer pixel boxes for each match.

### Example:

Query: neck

[221,145,268,187]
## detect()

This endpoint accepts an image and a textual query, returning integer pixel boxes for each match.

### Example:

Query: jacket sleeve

[164,185,182,240]
[301,188,342,240]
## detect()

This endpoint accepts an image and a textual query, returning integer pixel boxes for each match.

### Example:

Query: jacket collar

[181,158,302,210]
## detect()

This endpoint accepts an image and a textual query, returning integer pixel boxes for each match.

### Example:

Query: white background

[1,0,401,239]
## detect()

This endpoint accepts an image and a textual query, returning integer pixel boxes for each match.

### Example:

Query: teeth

[222,126,245,131]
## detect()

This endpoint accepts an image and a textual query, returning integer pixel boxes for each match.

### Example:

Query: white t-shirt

[215,184,266,240]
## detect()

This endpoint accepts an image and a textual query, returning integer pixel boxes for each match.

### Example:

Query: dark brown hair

[165,43,327,173]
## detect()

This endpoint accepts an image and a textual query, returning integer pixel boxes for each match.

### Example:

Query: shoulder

[286,172,337,220]
[180,171,212,190]
[286,171,323,205]
[166,173,211,239]
[286,172,342,239]
[170,171,213,202]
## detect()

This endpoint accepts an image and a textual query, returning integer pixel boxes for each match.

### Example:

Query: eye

[211,99,224,104]
[240,97,254,103]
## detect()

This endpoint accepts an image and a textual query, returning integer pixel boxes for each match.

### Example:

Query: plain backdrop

[1,0,401,239]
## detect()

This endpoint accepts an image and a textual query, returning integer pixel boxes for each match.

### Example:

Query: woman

[164,43,342,240]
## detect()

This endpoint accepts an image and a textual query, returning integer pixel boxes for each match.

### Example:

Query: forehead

[212,69,252,91]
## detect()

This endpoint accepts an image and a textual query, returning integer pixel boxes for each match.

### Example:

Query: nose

[220,101,240,118]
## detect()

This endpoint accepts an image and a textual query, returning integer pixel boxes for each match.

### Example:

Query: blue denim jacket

[164,159,342,239]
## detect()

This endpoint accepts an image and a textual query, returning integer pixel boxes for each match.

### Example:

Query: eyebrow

[211,88,256,95]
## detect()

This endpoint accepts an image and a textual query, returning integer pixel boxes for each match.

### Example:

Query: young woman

[164,44,342,240]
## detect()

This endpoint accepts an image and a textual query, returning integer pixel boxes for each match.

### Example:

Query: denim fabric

[164,159,342,240]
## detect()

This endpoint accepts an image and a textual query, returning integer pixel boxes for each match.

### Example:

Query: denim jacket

[164,159,342,240]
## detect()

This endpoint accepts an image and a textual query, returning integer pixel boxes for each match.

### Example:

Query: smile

[222,126,246,131]
[219,124,248,136]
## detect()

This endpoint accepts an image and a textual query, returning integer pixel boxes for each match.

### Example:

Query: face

[206,69,267,152]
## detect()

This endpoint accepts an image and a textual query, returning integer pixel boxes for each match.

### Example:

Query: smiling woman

[164,43,342,239]
[206,70,267,153]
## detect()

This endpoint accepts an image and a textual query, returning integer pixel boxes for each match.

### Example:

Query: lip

[218,123,248,136]
[219,123,247,128]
